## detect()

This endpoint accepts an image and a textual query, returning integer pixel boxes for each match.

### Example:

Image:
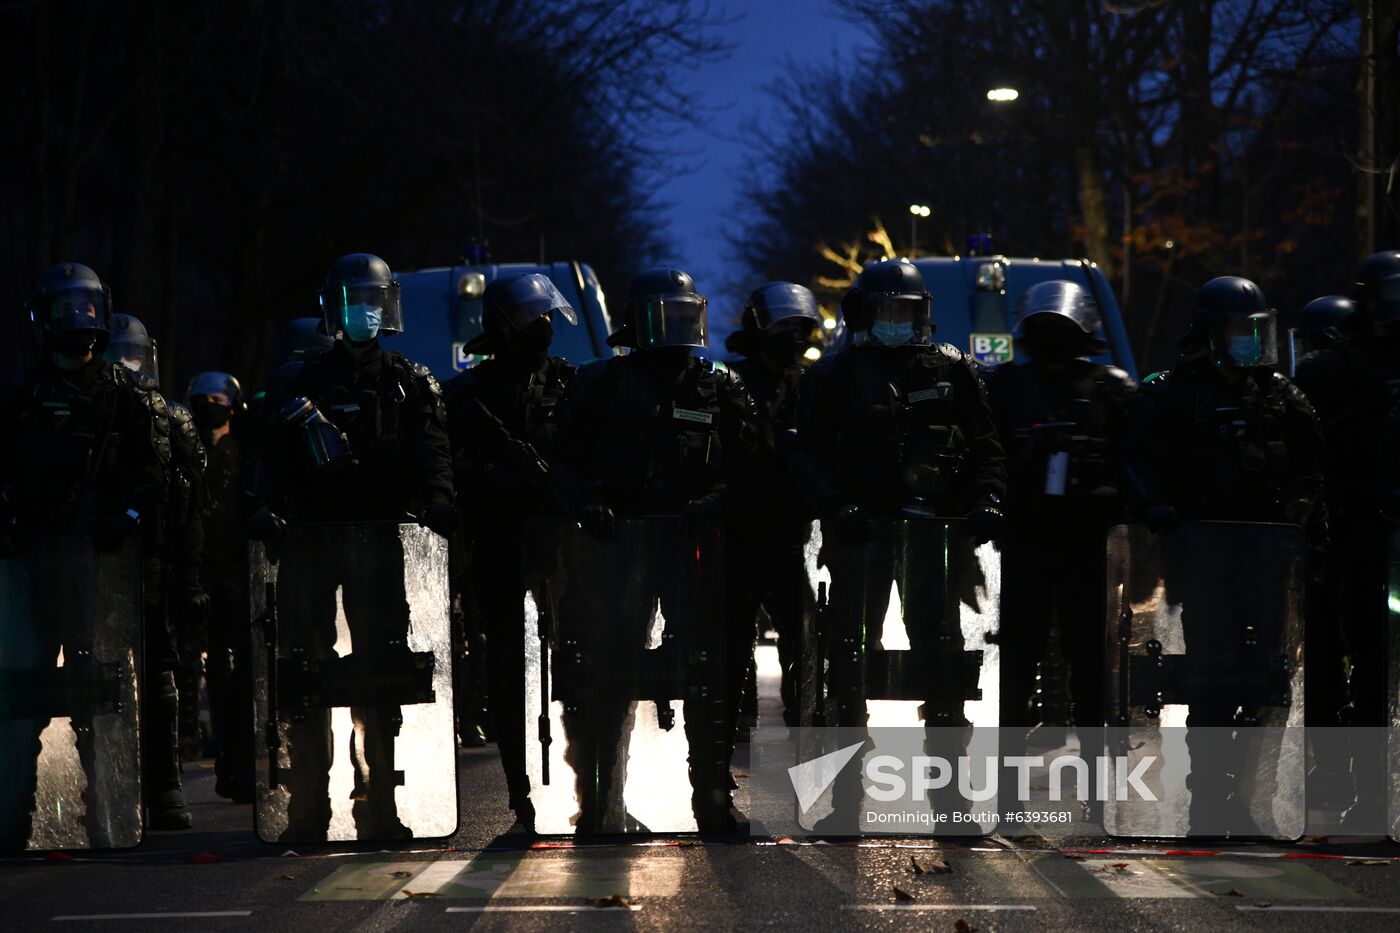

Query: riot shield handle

[536,580,553,786]
[261,578,282,790]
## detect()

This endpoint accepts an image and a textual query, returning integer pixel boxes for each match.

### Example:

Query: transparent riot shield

[0,534,143,851]
[1389,521,1400,843]
[523,518,730,835]
[251,522,456,844]
[798,516,1000,835]
[1104,522,1305,839]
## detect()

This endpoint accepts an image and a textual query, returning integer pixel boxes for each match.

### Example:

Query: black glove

[581,502,616,543]
[91,510,139,553]
[420,502,459,539]
[965,505,1005,543]
[677,492,724,541]
[246,508,287,543]
[1145,504,1179,535]
[831,503,871,546]
[182,588,212,626]
[1284,498,1312,527]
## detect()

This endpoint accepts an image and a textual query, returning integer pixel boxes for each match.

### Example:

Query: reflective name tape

[673,408,714,425]
[907,386,951,404]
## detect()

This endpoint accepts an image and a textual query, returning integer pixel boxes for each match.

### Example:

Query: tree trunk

[1075,144,1114,278]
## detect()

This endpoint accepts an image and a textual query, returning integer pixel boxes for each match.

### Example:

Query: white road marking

[1235,906,1400,913]
[444,905,642,913]
[53,912,253,921]
[842,904,1037,912]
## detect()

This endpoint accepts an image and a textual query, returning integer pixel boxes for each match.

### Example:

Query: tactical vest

[1163,368,1293,517]
[827,345,971,507]
[588,356,731,508]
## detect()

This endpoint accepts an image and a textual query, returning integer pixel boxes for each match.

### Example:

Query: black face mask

[50,330,98,359]
[1025,319,1086,364]
[191,399,232,430]
[506,318,553,358]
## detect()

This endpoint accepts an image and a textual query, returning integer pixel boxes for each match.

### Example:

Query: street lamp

[986,87,1019,102]
[908,203,931,256]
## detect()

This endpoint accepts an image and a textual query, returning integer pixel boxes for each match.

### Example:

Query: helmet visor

[1209,312,1278,368]
[43,286,108,335]
[633,295,708,349]
[501,275,578,329]
[868,295,929,327]
[323,282,404,336]
[748,283,820,331]
[104,337,156,374]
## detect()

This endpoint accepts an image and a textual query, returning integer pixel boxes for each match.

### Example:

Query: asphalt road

[2,734,1399,933]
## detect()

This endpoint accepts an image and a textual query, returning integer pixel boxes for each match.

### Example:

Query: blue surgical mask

[343,303,382,342]
[869,319,915,347]
[1227,335,1262,366]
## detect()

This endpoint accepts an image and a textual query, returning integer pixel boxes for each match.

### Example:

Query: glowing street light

[987,87,1020,102]
[908,203,931,256]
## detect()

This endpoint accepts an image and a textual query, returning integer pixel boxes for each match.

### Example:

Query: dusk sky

[652,1,873,323]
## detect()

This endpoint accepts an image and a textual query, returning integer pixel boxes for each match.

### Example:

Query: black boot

[144,671,192,831]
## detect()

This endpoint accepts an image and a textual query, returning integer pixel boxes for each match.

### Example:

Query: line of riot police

[2,247,1397,848]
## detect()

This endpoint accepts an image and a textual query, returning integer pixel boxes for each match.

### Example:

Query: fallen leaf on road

[1348,859,1390,866]
[954,919,977,932]
[1063,853,1086,860]
[1302,835,1329,845]
[390,870,414,878]
[400,890,442,898]
[1254,901,1272,908]
[279,874,296,881]
[592,895,636,909]
[911,855,953,875]
[1220,887,1244,897]
[893,886,914,902]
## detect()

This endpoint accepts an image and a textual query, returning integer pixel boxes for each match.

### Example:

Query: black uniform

[791,342,1006,725]
[986,359,1134,733]
[0,356,169,844]
[254,339,454,839]
[730,355,815,727]
[198,430,254,799]
[1125,356,1325,830]
[551,348,762,831]
[444,352,573,815]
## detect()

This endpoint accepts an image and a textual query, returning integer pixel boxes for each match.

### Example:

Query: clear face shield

[1208,312,1279,368]
[500,275,578,330]
[322,282,404,341]
[43,287,107,337]
[104,336,157,374]
[863,295,930,347]
[632,294,709,350]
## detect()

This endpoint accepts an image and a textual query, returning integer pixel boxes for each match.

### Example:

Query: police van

[910,256,1137,381]
[392,260,616,380]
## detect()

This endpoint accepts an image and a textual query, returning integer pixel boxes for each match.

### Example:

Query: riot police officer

[725,283,825,728]
[791,258,1006,719]
[551,267,762,833]
[444,273,578,832]
[1294,253,1400,826]
[1126,275,1325,834]
[249,252,455,841]
[0,264,176,843]
[106,316,210,776]
[985,281,1133,820]
[186,371,254,802]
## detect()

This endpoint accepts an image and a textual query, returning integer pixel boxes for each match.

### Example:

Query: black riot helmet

[622,267,708,350]
[1353,251,1400,336]
[841,258,932,346]
[727,281,823,361]
[1298,295,1356,335]
[1192,276,1278,369]
[186,371,245,410]
[1013,279,1105,359]
[30,261,112,353]
[275,316,334,364]
[462,273,577,355]
[319,252,403,341]
[105,313,159,376]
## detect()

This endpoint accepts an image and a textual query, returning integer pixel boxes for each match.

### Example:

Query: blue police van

[909,256,1137,380]
[392,260,617,380]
